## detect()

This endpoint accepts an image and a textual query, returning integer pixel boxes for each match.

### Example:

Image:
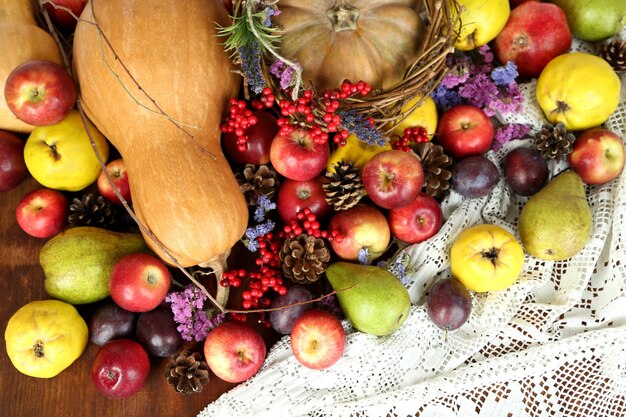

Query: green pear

[549,0,626,41]
[518,171,591,261]
[40,227,148,304]
[325,262,411,336]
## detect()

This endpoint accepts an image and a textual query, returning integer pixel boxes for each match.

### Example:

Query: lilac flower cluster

[493,123,531,151]
[431,45,525,117]
[269,60,300,91]
[336,110,385,147]
[166,285,225,341]
[239,40,266,95]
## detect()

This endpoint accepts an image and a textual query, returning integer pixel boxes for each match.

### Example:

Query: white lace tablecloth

[198,34,626,417]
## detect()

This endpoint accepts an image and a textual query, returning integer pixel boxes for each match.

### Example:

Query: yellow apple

[24,110,109,191]
[454,0,510,51]
[450,224,524,292]
[5,300,88,378]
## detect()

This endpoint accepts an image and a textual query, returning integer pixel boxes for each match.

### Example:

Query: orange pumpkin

[274,0,426,92]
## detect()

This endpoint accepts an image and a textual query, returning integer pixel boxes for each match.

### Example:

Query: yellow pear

[518,171,592,261]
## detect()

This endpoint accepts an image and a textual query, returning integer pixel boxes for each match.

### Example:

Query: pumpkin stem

[326,0,360,32]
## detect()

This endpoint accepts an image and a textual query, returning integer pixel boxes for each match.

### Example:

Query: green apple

[24,110,109,191]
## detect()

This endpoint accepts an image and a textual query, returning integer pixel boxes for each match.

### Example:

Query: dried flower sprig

[167,285,226,341]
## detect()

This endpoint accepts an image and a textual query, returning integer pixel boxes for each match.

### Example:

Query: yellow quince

[454,0,510,51]
[5,300,88,378]
[390,95,438,139]
[536,52,621,131]
[450,224,524,292]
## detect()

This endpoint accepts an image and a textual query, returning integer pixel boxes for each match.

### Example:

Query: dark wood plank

[0,176,243,417]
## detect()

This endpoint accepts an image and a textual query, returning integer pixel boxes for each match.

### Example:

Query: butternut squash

[0,0,63,133]
[72,0,246,275]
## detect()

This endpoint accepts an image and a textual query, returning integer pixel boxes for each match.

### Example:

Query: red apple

[4,60,76,127]
[362,149,424,209]
[222,110,278,165]
[290,309,345,369]
[91,339,150,399]
[328,204,390,262]
[0,130,28,192]
[16,188,68,238]
[269,128,330,181]
[97,159,131,205]
[277,176,331,223]
[436,105,494,160]
[109,253,172,313]
[388,192,443,244]
[203,321,266,384]
[494,1,572,78]
[44,0,88,33]
[567,128,626,185]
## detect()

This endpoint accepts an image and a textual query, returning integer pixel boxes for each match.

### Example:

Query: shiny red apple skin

[109,253,172,313]
[388,192,443,244]
[494,1,572,78]
[203,321,267,384]
[0,130,28,192]
[270,129,330,181]
[4,60,76,127]
[328,204,390,262]
[290,309,345,369]
[44,0,88,33]
[276,176,331,223]
[567,128,626,185]
[97,159,131,205]
[222,110,278,165]
[436,105,494,160]
[15,188,68,238]
[362,149,424,209]
[91,339,150,399]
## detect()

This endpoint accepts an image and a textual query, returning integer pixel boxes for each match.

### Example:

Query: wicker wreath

[226,0,461,136]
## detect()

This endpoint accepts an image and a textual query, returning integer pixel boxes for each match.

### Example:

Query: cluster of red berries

[221,267,287,309]
[220,99,260,152]
[391,126,430,152]
[278,208,344,242]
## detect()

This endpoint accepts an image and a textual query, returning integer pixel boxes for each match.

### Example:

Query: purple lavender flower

[262,7,281,27]
[239,41,266,95]
[430,84,462,111]
[167,286,225,341]
[245,220,275,252]
[493,123,531,151]
[357,247,371,265]
[336,110,385,147]
[254,195,276,222]
[491,61,519,86]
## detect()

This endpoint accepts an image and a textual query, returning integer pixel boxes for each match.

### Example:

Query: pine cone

[235,164,279,205]
[164,351,210,394]
[413,142,452,199]
[323,160,365,210]
[598,39,626,71]
[533,122,575,160]
[279,235,330,283]
[67,193,116,228]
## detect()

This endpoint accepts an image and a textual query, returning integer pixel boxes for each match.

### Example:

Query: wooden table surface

[0,175,273,417]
